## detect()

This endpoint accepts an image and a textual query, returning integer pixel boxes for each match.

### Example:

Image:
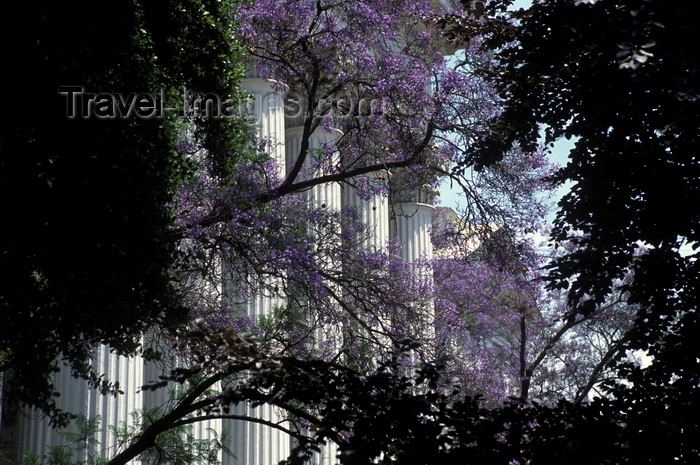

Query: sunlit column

[390,170,437,350]
[284,125,342,465]
[285,125,342,210]
[341,172,390,253]
[16,363,89,464]
[240,77,286,177]
[142,340,224,464]
[285,124,344,348]
[222,76,292,465]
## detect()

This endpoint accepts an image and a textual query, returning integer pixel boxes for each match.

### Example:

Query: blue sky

[438,137,576,216]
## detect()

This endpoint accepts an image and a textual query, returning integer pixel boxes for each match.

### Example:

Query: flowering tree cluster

[233,0,510,199]
[87,0,700,462]
[104,3,646,463]
[169,0,555,369]
[58,0,642,451]
[173,153,435,365]
[433,235,638,406]
[4,0,663,464]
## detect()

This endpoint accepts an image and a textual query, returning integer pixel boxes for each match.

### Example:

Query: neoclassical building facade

[3,68,439,465]
[3,0,465,461]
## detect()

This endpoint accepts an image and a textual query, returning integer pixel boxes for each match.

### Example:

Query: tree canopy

[4,0,699,464]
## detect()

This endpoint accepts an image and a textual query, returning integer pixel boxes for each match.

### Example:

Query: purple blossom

[166,0,633,409]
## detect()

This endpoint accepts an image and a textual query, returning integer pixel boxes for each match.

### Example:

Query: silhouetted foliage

[0,0,247,424]
[440,0,699,462]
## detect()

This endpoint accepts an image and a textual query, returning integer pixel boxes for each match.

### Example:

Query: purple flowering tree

[107,0,697,463]
[233,0,506,199]
[432,225,639,405]
[103,1,586,463]
[171,0,544,364]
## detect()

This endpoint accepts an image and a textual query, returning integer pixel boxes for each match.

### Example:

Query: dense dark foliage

[0,0,246,424]
[105,332,628,465]
[442,0,700,462]
[455,0,699,315]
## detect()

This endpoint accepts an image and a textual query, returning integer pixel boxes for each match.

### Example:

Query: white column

[88,347,143,461]
[142,353,173,416]
[390,173,436,264]
[284,125,342,465]
[243,282,285,322]
[391,199,435,264]
[341,173,390,253]
[286,124,343,347]
[219,76,293,465]
[241,78,286,177]
[224,403,290,465]
[17,347,143,465]
[390,177,437,351]
[222,256,291,463]
[142,344,224,464]
[16,363,89,464]
[339,173,392,370]
[285,125,342,211]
